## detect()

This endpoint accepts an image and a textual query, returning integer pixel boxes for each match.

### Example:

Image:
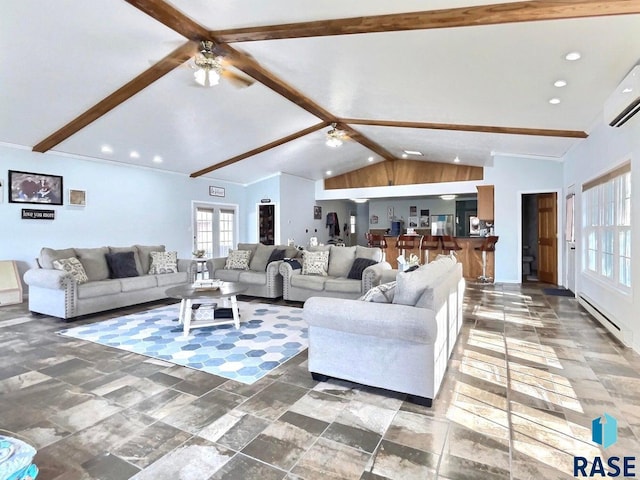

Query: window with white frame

[582,162,631,290]
[219,209,235,257]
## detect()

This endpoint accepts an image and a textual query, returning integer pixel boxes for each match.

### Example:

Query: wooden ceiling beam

[211,1,640,42]
[32,41,197,154]
[124,0,210,41]
[339,118,588,139]
[338,124,397,161]
[190,122,329,178]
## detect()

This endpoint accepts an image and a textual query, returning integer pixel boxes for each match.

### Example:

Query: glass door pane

[195,207,214,258]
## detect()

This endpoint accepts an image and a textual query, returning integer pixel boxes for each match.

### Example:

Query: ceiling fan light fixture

[194,67,220,87]
[193,41,223,87]
[325,123,346,148]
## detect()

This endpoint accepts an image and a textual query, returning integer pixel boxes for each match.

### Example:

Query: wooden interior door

[537,193,558,284]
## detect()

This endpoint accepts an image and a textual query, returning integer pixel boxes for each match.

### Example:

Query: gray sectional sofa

[303,255,465,406]
[24,245,196,319]
[206,243,299,299]
[279,245,391,302]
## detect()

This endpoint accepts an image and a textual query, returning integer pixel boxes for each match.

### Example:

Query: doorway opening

[521,192,558,285]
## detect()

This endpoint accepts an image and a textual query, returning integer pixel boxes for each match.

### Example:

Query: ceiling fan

[325,123,350,148]
[191,40,255,88]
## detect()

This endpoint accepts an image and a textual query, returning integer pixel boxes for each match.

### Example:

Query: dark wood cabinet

[477,185,494,221]
[259,204,275,245]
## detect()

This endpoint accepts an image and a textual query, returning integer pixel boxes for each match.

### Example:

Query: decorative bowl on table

[193,249,206,258]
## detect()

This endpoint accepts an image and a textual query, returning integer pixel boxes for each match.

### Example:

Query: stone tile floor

[1,282,639,479]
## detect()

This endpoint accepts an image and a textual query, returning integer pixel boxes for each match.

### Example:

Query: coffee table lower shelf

[178,296,241,337]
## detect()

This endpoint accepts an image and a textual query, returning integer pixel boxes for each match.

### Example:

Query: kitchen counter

[381,234,495,281]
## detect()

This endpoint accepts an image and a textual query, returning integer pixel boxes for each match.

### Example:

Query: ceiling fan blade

[221,70,255,88]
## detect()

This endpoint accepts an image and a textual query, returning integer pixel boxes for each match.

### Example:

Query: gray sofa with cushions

[23,245,196,319]
[279,245,392,302]
[303,255,464,406]
[206,243,299,299]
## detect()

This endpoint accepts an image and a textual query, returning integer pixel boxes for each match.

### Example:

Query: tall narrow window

[219,209,235,257]
[195,207,214,257]
[582,162,631,291]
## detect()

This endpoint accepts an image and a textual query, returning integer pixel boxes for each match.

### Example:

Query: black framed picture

[8,170,63,205]
[314,205,322,219]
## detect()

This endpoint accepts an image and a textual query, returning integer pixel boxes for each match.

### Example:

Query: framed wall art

[8,170,63,205]
[314,205,322,219]
[69,189,87,206]
[209,186,225,197]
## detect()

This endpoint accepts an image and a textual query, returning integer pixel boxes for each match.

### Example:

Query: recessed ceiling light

[453,156,460,163]
[352,198,368,203]
[549,98,561,105]
[403,150,423,156]
[325,170,332,175]
[368,156,374,162]
[554,80,567,87]
[565,51,581,61]
[440,194,457,200]
[101,145,113,154]
[623,87,633,94]
[401,153,408,158]
[130,151,140,159]
[153,155,163,163]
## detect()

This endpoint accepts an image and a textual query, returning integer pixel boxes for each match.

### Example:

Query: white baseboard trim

[578,294,631,347]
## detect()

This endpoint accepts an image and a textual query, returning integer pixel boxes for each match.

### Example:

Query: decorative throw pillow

[266,248,286,269]
[301,250,329,276]
[359,281,397,303]
[224,250,251,270]
[52,257,89,284]
[148,251,178,274]
[105,251,139,279]
[347,257,378,280]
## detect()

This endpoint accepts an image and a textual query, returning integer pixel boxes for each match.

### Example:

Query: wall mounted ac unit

[604,65,640,127]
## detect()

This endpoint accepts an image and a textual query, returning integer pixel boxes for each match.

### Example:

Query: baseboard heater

[578,294,629,347]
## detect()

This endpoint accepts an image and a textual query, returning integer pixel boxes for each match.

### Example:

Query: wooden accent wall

[324,159,483,189]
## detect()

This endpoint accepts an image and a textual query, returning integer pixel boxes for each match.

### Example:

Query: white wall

[484,155,564,284]
[279,173,317,247]
[0,145,245,287]
[563,115,640,352]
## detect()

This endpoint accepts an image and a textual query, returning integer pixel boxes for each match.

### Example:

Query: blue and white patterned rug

[58,302,307,384]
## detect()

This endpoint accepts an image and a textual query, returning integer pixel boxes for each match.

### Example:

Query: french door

[192,202,238,258]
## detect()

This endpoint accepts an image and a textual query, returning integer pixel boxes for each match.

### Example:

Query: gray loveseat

[279,245,391,302]
[303,255,464,406]
[24,245,196,319]
[206,243,299,299]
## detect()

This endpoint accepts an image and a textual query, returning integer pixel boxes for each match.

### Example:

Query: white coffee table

[165,282,247,336]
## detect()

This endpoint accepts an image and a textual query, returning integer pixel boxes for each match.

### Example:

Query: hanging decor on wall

[21,209,55,220]
[313,205,322,219]
[209,186,225,197]
[69,189,86,206]
[8,170,63,205]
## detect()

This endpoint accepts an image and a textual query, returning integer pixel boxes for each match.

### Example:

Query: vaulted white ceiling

[1,1,639,185]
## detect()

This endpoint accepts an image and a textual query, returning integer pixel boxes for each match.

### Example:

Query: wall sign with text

[209,186,225,197]
[22,209,55,220]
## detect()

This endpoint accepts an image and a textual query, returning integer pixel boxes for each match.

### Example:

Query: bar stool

[441,235,462,256]
[420,235,442,264]
[367,234,388,261]
[396,234,420,255]
[475,236,499,283]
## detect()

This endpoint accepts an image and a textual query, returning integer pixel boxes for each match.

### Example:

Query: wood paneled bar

[378,234,495,282]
